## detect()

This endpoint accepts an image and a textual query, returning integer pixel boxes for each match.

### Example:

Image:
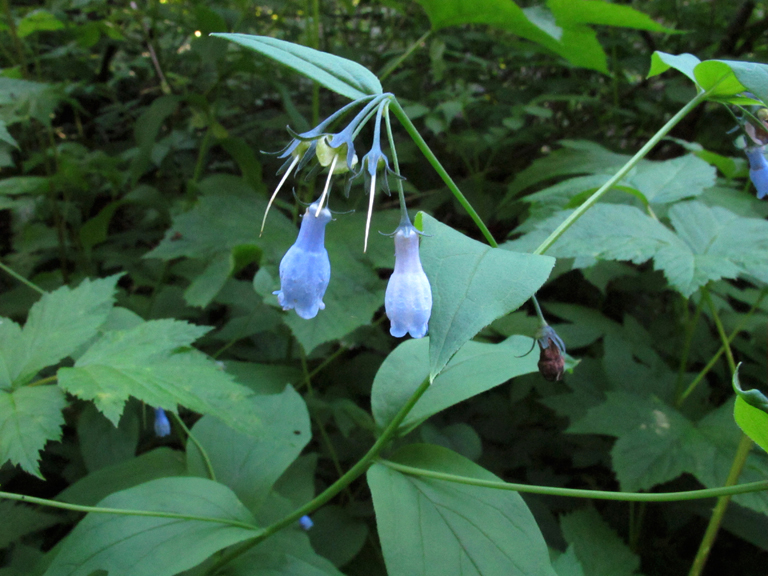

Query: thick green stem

[379,459,768,502]
[389,99,498,247]
[0,490,258,531]
[532,90,710,256]
[206,377,433,574]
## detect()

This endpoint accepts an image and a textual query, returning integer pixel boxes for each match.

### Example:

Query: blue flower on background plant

[298,515,314,530]
[745,147,768,199]
[274,200,332,319]
[385,218,432,339]
[154,407,171,438]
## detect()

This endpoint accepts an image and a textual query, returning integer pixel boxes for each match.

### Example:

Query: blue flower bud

[274,200,332,319]
[745,146,768,199]
[385,221,432,339]
[298,515,314,530]
[154,407,171,438]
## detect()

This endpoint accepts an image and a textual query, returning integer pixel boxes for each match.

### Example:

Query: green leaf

[548,0,676,33]
[0,501,59,549]
[420,213,554,378]
[16,10,64,37]
[44,477,259,576]
[183,253,233,308]
[647,51,701,84]
[187,386,311,511]
[0,275,119,388]
[77,403,139,473]
[693,60,750,100]
[57,319,261,435]
[308,506,368,568]
[129,95,180,185]
[0,176,49,195]
[57,447,186,507]
[732,369,768,451]
[569,392,701,491]
[0,386,66,478]
[368,444,557,576]
[0,120,18,148]
[560,508,641,576]
[223,530,343,576]
[626,154,716,204]
[371,336,539,431]
[211,34,382,100]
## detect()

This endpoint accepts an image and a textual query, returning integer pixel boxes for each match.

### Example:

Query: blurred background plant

[1,0,767,575]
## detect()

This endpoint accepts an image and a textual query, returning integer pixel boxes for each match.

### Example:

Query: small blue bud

[154,408,171,438]
[274,200,332,319]
[298,515,314,530]
[745,147,768,199]
[385,221,432,339]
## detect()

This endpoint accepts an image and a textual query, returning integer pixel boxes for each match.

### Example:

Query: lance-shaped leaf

[211,34,382,100]
[732,365,768,454]
[44,477,259,576]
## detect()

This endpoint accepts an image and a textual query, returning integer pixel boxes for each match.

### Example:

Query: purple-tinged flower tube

[274,200,332,319]
[385,220,432,339]
[154,407,171,438]
[745,146,768,199]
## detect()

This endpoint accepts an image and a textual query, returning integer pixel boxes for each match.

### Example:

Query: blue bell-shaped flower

[385,219,432,338]
[274,200,332,319]
[154,407,171,438]
[745,146,768,199]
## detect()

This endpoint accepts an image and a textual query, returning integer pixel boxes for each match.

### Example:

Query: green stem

[675,297,702,401]
[0,490,257,531]
[379,30,431,82]
[0,261,46,295]
[28,375,57,387]
[389,98,498,247]
[171,412,217,482]
[379,460,768,502]
[532,90,710,256]
[384,102,408,220]
[687,288,754,576]
[206,377,433,574]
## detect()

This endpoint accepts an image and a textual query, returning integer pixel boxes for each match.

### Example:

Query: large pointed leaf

[44,477,259,576]
[371,336,538,431]
[368,444,557,576]
[187,386,311,511]
[211,34,382,100]
[0,386,66,478]
[419,213,554,378]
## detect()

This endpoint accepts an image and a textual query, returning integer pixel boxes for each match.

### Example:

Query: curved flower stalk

[385,218,432,339]
[745,147,768,199]
[274,200,332,319]
[154,407,171,438]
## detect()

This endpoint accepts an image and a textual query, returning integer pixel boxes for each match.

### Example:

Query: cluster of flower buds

[261,95,432,338]
[740,108,768,200]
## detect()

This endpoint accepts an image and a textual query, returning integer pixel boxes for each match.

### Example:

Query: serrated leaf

[368,444,557,576]
[420,213,554,378]
[0,276,119,388]
[371,336,539,431]
[43,477,259,576]
[211,34,382,100]
[187,386,311,512]
[57,319,261,435]
[560,508,641,576]
[0,386,66,478]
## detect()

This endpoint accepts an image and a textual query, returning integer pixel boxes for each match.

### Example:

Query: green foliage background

[0,0,767,575]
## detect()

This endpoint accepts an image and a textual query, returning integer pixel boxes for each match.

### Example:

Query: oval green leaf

[211,33,382,100]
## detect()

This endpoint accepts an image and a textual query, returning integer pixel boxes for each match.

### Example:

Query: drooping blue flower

[298,515,314,530]
[745,146,768,199]
[274,200,332,319]
[154,407,171,438]
[385,219,432,339]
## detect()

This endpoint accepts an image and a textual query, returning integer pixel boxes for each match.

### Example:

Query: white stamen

[261,155,299,236]
[315,154,338,216]
[364,172,376,253]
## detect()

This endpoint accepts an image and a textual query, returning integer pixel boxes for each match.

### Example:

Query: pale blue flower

[385,219,432,338]
[274,200,332,319]
[154,407,171,438]
[298,515,314,530]
[745,146,768,199]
